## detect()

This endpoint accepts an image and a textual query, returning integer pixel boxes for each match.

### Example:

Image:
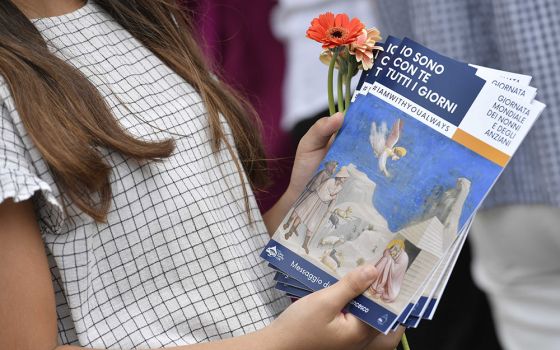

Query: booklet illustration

[261,37,545,333]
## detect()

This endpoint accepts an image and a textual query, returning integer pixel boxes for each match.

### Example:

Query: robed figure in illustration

[369,119,407,177]
[370,239,409,303]
[283,160,338,239]
[285,166,350,254]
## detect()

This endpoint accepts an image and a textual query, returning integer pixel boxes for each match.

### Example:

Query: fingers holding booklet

[261,37,546,334]
[267,264,403,350]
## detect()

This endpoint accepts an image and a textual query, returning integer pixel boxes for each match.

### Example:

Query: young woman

[0,1,403,349]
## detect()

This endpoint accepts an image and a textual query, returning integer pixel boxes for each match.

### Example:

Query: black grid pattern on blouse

[0,3,288,348]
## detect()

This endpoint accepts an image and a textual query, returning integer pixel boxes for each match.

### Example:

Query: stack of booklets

[260,36,546,333]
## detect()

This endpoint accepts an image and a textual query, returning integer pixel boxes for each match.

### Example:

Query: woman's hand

[286,112,344,201]
[262,264,398,350]
[262,113,344,234]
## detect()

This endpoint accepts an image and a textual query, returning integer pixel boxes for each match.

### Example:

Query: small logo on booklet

[377,314,388,325]
[265,246,284,261]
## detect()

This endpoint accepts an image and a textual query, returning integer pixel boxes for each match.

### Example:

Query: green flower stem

[401,333,411,350]
[337,63,345,113]
[327,48,340,115]
[344,60,354,111]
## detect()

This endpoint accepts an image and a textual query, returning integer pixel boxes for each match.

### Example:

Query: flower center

[327,27,348,40]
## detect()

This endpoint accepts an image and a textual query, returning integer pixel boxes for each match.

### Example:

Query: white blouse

[0,2,288,348]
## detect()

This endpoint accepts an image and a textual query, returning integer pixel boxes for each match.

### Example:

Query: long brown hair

[0,0,267,222]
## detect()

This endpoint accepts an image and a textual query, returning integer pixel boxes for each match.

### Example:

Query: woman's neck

[12,0,85,19]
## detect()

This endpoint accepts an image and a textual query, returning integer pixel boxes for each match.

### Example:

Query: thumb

[318,264,378,311]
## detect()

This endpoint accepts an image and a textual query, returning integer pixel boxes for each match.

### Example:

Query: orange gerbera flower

[306,12,365,49]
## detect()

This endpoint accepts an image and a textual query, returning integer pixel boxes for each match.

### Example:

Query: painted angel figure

[369,119,407,177]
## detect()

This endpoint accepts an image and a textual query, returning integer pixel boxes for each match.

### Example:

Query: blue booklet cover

[261,38,545,333]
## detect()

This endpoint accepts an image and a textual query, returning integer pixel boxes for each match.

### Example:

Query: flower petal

[306,12,366,48]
